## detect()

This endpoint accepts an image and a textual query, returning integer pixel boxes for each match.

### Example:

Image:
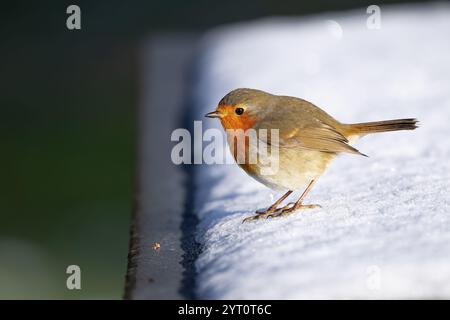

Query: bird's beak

[205,110,221,118]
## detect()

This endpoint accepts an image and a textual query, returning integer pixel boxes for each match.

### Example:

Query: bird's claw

[242,204,321,223]
[255,202,294,215]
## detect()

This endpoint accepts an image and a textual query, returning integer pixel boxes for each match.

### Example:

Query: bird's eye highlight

[235,107,244,115]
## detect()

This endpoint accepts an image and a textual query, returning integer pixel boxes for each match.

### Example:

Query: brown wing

[277,123,366,156]
[254,99,366,156]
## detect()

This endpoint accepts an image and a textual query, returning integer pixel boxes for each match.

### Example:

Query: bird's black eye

[235,107,244,115]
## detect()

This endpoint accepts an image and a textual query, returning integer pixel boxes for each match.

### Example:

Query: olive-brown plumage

[205,88,418,222]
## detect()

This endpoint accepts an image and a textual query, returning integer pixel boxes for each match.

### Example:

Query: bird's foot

[254,202,294,215]
[242,203,321,223]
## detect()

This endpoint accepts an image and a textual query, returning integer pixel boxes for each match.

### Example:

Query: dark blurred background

[0,0,428,299]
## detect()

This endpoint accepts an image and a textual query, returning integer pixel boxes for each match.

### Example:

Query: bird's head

[205,88,271,131]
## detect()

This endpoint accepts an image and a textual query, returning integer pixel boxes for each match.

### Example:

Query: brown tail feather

[348,118,419,135]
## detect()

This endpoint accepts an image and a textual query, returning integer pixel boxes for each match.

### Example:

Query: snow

[191,3,450,299]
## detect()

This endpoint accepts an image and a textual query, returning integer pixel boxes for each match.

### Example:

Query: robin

[205,88,418,222]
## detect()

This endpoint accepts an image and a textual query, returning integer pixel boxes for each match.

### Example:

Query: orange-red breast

[205,88,418,222]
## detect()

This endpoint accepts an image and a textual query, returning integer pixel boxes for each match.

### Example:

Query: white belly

[238,146,337,191]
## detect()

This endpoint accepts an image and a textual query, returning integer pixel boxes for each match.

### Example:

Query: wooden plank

[124,33,199,299]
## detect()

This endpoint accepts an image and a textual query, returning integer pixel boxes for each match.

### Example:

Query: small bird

[205,88,418,222]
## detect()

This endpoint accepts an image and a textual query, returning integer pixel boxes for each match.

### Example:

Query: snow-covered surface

[192,3,450,299]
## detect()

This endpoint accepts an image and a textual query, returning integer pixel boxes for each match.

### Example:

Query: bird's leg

[256,190,293,213]
[243,190,293,223]
[277,179,321,217]
[243,180,321,222]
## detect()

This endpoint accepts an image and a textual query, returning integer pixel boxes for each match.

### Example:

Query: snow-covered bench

[193,3,450,299]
